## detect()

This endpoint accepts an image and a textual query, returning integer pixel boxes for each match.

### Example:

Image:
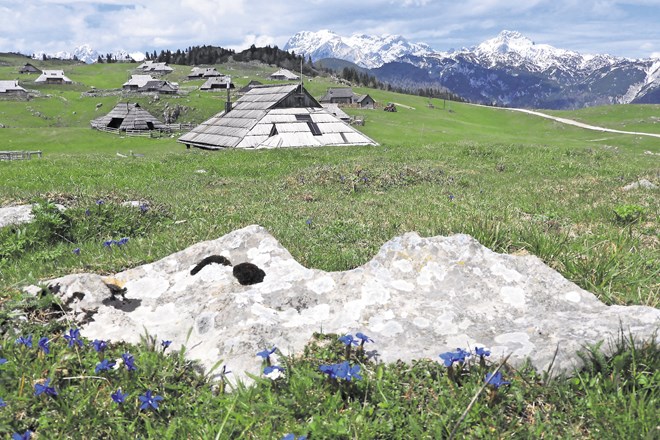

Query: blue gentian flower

[439,348,470,367]
[475,347,491,357]
[263,365,285,380]
[0,397,6,408]
[102,240,113,247]
[122,353,137,371]
[319,364,338,379]
[64,328,83,348]
[0,358,7,365]
[281,435,307,440]
[139,203,149,213]
[85,208,91,216]
[91,339,107,353]
[263,365,284,375]
[320,361,362,381]
[485,371,511,389]
[161,340,172,350]
[111,388,128,404]
[72,247,81,255]
[96,199,104,205]
[449,194,455,201]
[12,430,32,440]
[138,390,163,411]
[355,332,373,344]
[34,379,58,397]
[95,359,116,373]
[335,360,362,381]
[116,237,129,246]
[306,218,312,226]
[38,337,50,354]
[338,334,359,346]
[256,347,277,360]
[16,335,33,348]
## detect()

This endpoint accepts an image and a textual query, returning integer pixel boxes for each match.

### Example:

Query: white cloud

[0,0,657,59]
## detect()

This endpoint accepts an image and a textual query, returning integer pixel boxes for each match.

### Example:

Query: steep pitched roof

[178,84,377,150]
[137,61,173,73]
[189,67,223,78]
[90,102,166,131]
[123,75,154,88]
[200,76,234,90]
[0,80,26,93]
[19,63,41,74]
[35,70,72,83]
[320,88,357,102]
[269,68,300,80]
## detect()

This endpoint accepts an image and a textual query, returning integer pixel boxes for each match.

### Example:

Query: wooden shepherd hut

[90,102,166,132]
[178,84,377,150]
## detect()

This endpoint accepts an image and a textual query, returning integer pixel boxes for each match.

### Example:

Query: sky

[1,0,659,59]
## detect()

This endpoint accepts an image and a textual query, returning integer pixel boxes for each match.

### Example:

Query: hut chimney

[224,77,232,113]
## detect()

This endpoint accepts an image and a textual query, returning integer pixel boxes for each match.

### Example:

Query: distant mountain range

[285,30,660,109]
[32,44,145,64]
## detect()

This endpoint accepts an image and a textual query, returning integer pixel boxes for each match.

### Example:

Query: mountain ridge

[286,29,660,109]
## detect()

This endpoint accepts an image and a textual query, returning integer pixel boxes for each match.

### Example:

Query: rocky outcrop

[30,225,660,385]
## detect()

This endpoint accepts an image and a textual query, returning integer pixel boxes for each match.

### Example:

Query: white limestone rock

[29,225,660,386]
[0,204,66,228]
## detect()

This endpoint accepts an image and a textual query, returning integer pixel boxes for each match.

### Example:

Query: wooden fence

[0,151,42,161]
[93,123,194,138]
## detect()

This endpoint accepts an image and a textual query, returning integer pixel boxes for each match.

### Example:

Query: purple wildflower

[138,390,163,411]
[95,359,116,373]
[16,335,33,348]
[122,353,137,371]
[38,337,50,354]
[34,379,58,397]
[111,388,128,404]
[64,328,84,348]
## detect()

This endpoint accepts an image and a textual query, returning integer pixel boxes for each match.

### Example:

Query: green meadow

[0,54,658,439]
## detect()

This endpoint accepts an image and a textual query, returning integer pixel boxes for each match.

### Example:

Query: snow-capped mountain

[284,29,433,69]
[33,44,145,64]
[292,29,660,109]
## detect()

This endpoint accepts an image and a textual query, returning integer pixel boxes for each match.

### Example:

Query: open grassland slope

[0,55,658,440]
[0,58,658,308]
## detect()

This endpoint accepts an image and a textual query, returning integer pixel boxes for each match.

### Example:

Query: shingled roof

[178,84,377,150]
[90,102,166,131]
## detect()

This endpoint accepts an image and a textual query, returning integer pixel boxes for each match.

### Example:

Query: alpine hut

[200,76,235,91]
[35,70,72,84]
[269,69,300,81]
[178,84,377,150]
[0,80,28,100]
[91,102,166,132]
[19,63,41,74]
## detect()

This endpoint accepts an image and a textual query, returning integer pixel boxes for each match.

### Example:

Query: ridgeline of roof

[178,84,377,150]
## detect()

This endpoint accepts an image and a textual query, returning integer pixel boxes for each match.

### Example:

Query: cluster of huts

[1,63,74,100]
[2,60,378,150]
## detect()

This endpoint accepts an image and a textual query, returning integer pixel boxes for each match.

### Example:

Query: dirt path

[502,107,660,139]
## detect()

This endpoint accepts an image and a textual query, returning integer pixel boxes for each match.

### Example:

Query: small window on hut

[269,123,278,137]
[296,114,321,136]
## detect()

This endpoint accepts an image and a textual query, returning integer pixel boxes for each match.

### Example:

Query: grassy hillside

[547,104,660,134]
[0,57,658,439]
